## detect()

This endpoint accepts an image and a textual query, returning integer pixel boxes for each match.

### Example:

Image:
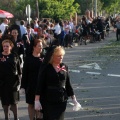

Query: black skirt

[1,88,19,105]
[42,101,67,120]
[25,90,35,104]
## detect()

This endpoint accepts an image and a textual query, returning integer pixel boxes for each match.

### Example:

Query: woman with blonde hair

[35,45,81,120]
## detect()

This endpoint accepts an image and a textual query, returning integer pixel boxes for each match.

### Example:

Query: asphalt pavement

[1,31,120,120]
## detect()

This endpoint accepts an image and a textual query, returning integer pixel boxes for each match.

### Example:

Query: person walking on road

[0,39,22,120]
[20,39,44,120]
[35,45,81,120]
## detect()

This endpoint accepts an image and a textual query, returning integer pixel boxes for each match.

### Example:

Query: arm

[65,65,82,110]
[35,95,42,110]
[35,64,47,110]
[20,57,28,89]
[15,56,22,91]
[114,23,117,32]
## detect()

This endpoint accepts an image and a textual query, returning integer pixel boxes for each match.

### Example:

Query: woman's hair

[33,39,43,47]
[52,46,65,56]
[2,39,14,48]
[50,46,65,64]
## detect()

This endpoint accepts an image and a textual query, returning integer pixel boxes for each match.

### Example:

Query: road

[1,32,120,120]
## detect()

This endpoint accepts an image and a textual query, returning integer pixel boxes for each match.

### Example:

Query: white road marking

[108,74,120,77]
[86,72,101,75]
[79,63,102,70]
[69,70,80,73]
[69,68,120,79]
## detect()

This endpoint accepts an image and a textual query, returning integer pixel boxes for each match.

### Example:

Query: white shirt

[54,24,61,35]
[0,23,8,34]
[34,23,39,29]
[64,24,71,34]
[69,22,74,30]
[20,25,27,38]
[86,19,91,24]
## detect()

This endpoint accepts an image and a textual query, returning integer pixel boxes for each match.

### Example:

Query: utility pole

[95,0,97,17]
[92,0,93,11]
[36,0,39,19]
[91,0,94,18]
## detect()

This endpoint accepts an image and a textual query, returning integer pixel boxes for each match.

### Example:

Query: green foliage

[15,0,35,19]
[74,0,103,15]
[38,0,79,19]
[0,0,16,13]
[74,0,92,15]
[0,0,79,20]
[101,0,120,14]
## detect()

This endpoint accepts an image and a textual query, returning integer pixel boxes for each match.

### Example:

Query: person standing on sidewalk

[53,20,61,45]
[19,20,27,39]
[0,19,9,35]
[114,17,120,41]
[35,45,81,120]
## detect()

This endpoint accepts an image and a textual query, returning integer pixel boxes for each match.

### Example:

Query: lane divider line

[107,74,120,77]
[86,72,101,75]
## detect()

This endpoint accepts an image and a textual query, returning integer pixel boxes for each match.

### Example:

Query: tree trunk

[36,0,39,19]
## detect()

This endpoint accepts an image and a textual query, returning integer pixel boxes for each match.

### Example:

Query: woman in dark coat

[20,39,44,120]
[10,29,24,56]
[0,39,22,120]
[35,46,81,120]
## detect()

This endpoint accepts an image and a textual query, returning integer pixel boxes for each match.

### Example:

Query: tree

[0,0,16,13]
[100,0,120,15]
[74,0,103,15]
[35,0,39,18]
[74,0,93,15]
[38,0,79,19]
[0,0,79,20]
[15,0,35,19]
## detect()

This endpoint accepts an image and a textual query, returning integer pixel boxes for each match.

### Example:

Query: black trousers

[116,29,120,40]
[64,34,72,47]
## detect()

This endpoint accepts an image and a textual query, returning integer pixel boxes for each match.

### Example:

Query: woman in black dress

[20,39,44,120]
[0,39,22,120]
[10,29,24,56]
[35,46,81,120]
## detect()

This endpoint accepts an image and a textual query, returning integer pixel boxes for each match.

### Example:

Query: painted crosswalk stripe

[86,72,101,75]
[69,70,80,73]
[108,74,120,77]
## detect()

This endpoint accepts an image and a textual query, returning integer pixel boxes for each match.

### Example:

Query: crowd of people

[0,18,81,120]
[0,15,119,120]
